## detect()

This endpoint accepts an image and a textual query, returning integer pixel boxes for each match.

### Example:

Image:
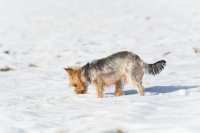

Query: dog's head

[64,67,87,94]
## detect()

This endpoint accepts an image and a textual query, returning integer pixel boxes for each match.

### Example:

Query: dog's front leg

[115,80,123,96]
[93,79,104,98]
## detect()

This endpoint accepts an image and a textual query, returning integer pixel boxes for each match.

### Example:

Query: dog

[65,51,166,98]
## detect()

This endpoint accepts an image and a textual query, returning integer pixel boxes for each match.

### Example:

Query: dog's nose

[75,89,86,94]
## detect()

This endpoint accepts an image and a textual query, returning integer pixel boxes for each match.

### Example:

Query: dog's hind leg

[130,79,144,96]
[130,66,145,96]
[115,80,123,96]
[135,81,145,96]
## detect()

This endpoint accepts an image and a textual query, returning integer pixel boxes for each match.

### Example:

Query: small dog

[65,51,166,98]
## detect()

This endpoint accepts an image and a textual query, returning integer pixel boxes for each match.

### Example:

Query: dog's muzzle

[75,89,87,94]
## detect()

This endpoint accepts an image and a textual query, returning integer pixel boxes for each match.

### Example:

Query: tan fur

[93,79,104,98]
[115,80,123,96]
[64,68,87,94]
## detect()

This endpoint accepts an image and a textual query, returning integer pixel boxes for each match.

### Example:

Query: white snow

[1,0,200,133]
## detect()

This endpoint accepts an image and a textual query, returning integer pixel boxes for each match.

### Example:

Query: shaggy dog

[65,51,166,98]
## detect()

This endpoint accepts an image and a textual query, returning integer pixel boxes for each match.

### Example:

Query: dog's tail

[144,60,166,75]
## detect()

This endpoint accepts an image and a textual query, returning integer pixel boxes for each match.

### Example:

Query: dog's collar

[81,63,91,83]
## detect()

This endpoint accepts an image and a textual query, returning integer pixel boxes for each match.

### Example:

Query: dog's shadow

[107,85,199,95]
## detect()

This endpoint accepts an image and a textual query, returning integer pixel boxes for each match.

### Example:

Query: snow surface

[1,0,200,133]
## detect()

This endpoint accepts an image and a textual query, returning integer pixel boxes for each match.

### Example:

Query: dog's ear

[64,67,74,74]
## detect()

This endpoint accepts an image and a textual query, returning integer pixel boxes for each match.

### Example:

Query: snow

[0,0,200,133]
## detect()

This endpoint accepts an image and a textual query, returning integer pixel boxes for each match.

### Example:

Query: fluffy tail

[144,60,166,75]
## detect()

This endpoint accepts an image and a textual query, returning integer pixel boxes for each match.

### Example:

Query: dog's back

[90,51,140,71]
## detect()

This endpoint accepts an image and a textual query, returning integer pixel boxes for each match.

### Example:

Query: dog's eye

[73,84,77,87]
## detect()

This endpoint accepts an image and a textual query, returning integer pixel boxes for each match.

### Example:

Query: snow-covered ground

[1,0,200,133]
